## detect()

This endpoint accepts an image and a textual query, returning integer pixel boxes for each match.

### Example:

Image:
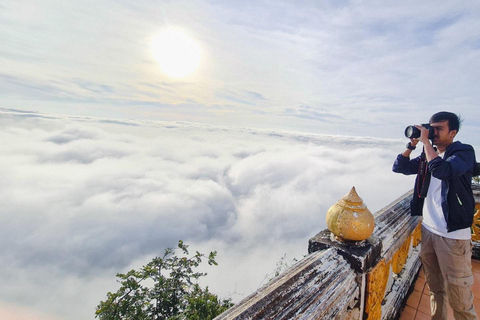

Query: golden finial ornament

[326,187,375,242]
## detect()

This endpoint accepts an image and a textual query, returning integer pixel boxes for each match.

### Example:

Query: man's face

[430,120,456,149]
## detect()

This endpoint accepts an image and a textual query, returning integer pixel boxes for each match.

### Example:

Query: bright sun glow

[151,28,202,79]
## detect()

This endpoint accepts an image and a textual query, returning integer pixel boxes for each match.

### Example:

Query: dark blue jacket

[392,141,476,232]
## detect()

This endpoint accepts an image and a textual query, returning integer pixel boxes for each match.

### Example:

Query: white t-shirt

[421,152,471,240]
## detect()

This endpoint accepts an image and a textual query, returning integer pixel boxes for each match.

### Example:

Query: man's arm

[393,140,421,175]
[414,125,475,179]
[415,125,439,162]
[401,145,415,158]
[429,148,475,180]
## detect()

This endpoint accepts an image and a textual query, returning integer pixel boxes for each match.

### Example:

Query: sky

[1,1,480,319]
[1,0,480,142]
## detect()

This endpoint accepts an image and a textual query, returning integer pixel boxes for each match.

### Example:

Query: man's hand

[410,138,419,147]
[414,125,439,162]
[402,137,419,158]
[415,125,431,145]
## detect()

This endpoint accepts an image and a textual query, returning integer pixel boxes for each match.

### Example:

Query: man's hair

[429,111,462,132]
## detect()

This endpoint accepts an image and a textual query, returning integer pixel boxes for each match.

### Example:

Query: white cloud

[1,1,480,141]
[0,110,415,319]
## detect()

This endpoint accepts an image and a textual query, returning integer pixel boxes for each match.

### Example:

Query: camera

[404,123,435,139]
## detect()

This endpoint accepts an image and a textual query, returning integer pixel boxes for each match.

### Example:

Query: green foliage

[95,241,233,320]
[473,175,479,185]
[181,285,233,320]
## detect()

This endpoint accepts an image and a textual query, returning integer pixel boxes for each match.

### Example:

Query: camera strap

[417,149,431,198]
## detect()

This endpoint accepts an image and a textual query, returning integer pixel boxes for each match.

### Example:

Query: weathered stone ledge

[215,184,480,320]
[215,248,359,320]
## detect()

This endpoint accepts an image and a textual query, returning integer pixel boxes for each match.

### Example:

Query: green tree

[95,240,233,320]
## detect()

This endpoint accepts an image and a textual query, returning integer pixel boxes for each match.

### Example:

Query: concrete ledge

[215,248,359,320]
[308,230,382,273]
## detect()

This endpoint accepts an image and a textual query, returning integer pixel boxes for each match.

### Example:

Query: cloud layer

[0,110,415,319]
[1,1,480,142]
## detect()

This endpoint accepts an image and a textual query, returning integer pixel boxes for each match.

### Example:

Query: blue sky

[1,1,480,319]
[1,0,480,143]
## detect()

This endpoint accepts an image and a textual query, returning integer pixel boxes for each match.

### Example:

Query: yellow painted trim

[471,203,480,241]
[392,235,411,274]
[365,259,391,320]
[412,222,422,247]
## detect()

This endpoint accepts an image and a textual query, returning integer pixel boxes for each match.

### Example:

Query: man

[392,111,477,320]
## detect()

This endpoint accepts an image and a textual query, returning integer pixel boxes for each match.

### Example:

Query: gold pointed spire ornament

[326,187,375,242]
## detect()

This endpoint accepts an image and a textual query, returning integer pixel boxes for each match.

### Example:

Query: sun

[151,28,202,79]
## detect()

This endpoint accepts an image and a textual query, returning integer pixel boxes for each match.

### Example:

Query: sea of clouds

[0,109,414,320]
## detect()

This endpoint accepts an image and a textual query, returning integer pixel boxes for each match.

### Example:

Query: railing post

[470,185,480,258]
[215,189,426,320]
[310,189,422,320]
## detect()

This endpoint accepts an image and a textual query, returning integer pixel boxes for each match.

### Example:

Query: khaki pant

[421,226,477,320]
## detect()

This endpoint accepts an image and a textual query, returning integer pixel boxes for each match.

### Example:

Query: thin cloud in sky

[0,110,414,319]
[1,1,480,139]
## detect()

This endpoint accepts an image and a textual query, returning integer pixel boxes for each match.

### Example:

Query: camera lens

[405,126,420,139]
